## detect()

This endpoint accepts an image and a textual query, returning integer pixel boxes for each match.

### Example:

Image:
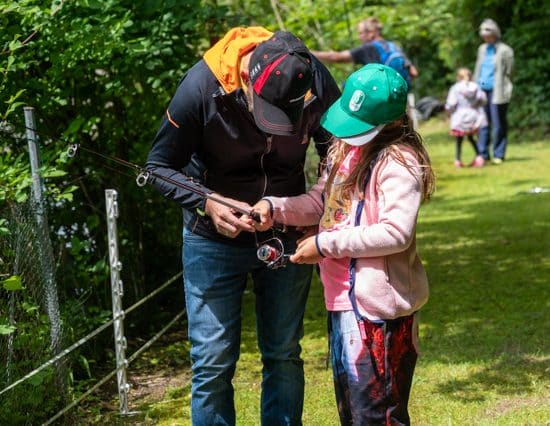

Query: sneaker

[492,158,504,165]
[454,160,464,168]
[469,155,485,167]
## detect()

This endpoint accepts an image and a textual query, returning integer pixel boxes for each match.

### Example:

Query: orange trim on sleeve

[166,110,180,128]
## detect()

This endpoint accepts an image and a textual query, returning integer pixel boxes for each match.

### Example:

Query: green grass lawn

[407,119,550,425]
[95,117,550,425]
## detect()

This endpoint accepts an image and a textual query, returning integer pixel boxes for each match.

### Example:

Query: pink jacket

[267,146,429,320]
[445,80,488,134]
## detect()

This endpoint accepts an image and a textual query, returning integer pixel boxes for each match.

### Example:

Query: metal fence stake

[23,106,66,393]
[105,189,130,415]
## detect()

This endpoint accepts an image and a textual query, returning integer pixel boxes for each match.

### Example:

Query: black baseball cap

[249,32,314,136]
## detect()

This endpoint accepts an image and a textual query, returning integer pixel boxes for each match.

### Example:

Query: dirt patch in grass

[127,362,191,407]
[126,329,191,406]
[78,329,191,424]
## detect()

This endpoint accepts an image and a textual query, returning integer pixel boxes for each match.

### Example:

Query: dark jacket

[146,39,340,246]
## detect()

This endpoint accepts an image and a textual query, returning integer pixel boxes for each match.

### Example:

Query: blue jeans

[477,89,509,160]
[183,228,312,425]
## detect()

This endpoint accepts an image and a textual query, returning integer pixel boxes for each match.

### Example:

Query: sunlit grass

[95,116,550,425]
[410,117,550,425]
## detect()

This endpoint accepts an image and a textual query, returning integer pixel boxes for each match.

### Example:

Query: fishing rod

[3,120,291,268]
[67,143,291,269]
[67,143,261,222]
[4,121,256,220]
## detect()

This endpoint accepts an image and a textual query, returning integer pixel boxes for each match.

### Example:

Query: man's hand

[205,194,256,238]
[289,235,323,264]
[252,199,274,232]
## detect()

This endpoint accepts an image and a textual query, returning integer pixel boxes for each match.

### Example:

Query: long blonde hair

[324,114,435,202]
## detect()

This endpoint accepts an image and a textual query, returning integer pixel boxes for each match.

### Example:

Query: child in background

[253,64,435,425]
[445,67,487,168]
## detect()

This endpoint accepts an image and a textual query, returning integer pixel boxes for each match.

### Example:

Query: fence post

[23,106,66,389]
[105,189,130,414]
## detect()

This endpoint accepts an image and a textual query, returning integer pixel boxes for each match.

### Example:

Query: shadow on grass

[435,355,549,403]
[417,189,550,399]
[124,177,549,421]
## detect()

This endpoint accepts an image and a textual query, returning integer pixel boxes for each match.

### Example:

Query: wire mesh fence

[0,199,68,422]
[1,109,188,423]
[0,195,185,424]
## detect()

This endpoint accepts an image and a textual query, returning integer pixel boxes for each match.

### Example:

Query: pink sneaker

[454,160,464,168]
[469,155,485,167]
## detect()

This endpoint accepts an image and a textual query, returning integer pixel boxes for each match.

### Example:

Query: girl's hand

[290,235,323,264]
[252,199,274,232]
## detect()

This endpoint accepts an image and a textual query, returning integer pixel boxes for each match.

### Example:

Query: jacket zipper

[259,135,272,197]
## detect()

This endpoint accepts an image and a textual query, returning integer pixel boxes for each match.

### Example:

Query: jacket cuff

[315,234,325,258]
[196,197,207,216]
[261,197,274,219]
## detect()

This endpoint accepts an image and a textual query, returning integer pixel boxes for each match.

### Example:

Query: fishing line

[2,121,260,220]
[67,143,262,221]
[5,120,292,268]
[68,143,291,268]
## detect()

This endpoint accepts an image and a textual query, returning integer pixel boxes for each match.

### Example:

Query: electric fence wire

[0,118,194,418]
[0,271,183,398]
[42,308,186,426]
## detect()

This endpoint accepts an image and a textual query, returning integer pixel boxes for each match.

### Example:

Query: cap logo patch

[250,63,262,80]
[349,90,365,112]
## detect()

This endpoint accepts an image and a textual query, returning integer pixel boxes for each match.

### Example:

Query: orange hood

[203,27,273,94]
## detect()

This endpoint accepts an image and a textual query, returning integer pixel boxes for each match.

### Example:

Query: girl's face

[457,70,470,81]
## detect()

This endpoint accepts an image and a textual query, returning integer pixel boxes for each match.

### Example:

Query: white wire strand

[42,308,186,426]
[0,271,183,397]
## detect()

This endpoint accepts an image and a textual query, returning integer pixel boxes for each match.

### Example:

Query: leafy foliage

[0,0,548,423]
[239,0,549,136]
[0,0,238,422]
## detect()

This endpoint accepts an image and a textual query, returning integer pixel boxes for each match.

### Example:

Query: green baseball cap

[321,64,408,146]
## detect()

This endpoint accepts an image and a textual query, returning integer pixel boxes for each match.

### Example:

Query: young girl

[253,64,435,425]
[445,67,487,167]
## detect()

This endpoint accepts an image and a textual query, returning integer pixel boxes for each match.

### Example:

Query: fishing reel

[256,237,290,269]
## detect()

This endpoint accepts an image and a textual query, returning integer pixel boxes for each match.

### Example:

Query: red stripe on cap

[253,54,288,95]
